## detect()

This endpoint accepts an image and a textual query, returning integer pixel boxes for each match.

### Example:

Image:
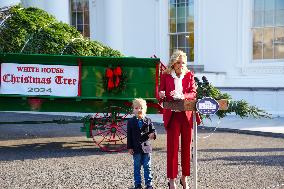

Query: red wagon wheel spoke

[96,129,111,135]
[116,129,127,138]
[91,106,131,152]
[115,131,126,141]
[117,124,127,133]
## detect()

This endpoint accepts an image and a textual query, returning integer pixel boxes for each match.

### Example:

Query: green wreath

[103,66,127,94]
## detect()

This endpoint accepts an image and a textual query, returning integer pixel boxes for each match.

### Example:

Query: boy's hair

[132,98,147,112]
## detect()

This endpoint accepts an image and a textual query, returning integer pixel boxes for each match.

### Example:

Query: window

[70,0,90,38]
[169,0,194,61]
[252,0,284,60]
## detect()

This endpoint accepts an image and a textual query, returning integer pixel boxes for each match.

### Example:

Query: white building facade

[1,0,284,116]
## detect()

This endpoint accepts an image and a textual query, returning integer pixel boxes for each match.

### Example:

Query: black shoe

[180,179,187,189]
[168,182,170,189]
[180,179,183,187]
[134,184,142,189]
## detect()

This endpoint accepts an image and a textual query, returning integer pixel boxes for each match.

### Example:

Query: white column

[194,0,202,65]
[21,0,44,9]
[0,0,21,8]
[44,0,70,24]
[89,0,97,40]
[22,0,69,24]
[103,0,123,52]
[159,0,170,64]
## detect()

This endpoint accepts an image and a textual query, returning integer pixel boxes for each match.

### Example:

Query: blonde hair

[163,49,189,74]
[132,98,147,114]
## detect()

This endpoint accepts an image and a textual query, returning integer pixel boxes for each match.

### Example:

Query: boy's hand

[128,149,134,155]
[148,133,155,140]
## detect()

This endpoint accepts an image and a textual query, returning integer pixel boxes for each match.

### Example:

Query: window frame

[251,0,284,61]
[70,0,90,38]
[168,0,194,62]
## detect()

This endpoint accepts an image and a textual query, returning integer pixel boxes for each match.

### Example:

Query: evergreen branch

[194,76,272,119]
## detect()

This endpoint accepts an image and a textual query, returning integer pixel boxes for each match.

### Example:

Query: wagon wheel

[90,106,131,152]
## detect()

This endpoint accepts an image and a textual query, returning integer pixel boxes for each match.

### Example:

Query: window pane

[187,33,194,61]
[77,24,83,32]
[178,47,186,56]
[187,33,194,48]
[187,1,194,18]
[71,12,76,26]
[169,4,176,19]
[253,28,263,59]
[170,35,177,49]
[77,1,83,12]
[263,28,274,59]
[275,27,284,58]
[186,0,194,32]
[83,24,90,38]
[177,34,186,48]
[177,18,186,32]
[254,0,264,27]
[276,0,284,26]
[264,0,274,26]
[186,19,194,32]
[177,0,187,3]
[169,18,176,33]
[84,10,89,23]
[77,12,83,25]
[71,0,77,11]
[83,0,89,11]
[177,4,186,18]
[184,48,191,62]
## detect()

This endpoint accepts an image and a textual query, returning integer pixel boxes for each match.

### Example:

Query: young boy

[127,98,156,189]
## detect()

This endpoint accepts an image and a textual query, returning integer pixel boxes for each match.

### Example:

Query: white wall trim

[236,0,252,72]
[154,0,159,57]
[194,0,201,65]
[159,0,169,64]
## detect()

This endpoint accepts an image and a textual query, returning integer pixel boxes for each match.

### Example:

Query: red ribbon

[105,66,123,90]
[113,66,122,87]
[105,68,114,90]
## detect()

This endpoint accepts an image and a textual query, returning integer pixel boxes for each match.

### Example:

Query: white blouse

[171,71,185,100]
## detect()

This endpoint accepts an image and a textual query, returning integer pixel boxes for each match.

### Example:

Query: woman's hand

[128,149,134,155]
[170,90,176,97]
[159,91,166,99]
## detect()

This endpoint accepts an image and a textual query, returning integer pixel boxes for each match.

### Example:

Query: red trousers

[167,111,193,179]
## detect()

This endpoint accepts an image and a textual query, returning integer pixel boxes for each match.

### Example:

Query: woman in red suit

[159,50,199,189]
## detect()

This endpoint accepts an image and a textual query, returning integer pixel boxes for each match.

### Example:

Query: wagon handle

[77,58,82,97]
[152,55,166,102]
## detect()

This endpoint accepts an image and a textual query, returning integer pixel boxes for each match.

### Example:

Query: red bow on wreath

[113,66,122,87]
[105,66,122,90]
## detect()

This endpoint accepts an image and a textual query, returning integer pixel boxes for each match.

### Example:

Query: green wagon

[0,53,164,152]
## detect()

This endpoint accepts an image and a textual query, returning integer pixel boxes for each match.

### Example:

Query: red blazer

[159,71,200,128]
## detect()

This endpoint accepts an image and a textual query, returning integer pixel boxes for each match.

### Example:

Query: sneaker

[134,184,142,189]
[145,186,153,189]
